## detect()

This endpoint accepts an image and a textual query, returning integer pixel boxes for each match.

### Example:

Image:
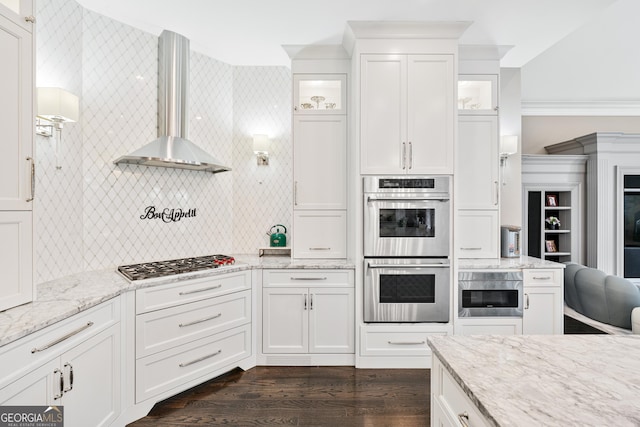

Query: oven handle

[367,262,449,269]
[366,197,449,203]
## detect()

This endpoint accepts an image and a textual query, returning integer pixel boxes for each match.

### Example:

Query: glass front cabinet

[458,74,498,115]
[293,74,346,114]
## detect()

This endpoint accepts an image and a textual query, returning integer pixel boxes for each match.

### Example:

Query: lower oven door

[364,258,450,323]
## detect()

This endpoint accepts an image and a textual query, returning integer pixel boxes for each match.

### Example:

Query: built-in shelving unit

[527,190,573,262]
[522,154,587,265]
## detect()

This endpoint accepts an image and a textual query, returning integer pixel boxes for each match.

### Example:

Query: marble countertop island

[428,335,640,427]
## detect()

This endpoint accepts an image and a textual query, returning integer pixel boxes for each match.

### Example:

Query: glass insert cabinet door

[293,74,346,114]
[624,174,640,278]
[458,74,498,114]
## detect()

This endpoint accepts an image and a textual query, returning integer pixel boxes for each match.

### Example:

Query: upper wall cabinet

[0,0,34,32]
[360,54,455,175]
[293,74,346,115]
[458,74,498,115]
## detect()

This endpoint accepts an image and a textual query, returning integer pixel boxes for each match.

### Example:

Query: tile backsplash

[35,0,292,283]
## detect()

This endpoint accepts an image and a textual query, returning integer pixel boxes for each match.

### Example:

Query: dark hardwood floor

[129,316,603,426]
[128,366,430,426]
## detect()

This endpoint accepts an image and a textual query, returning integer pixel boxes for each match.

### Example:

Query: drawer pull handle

[309,247,331,251]
[460,247,482,251]
[179,313,222,328]
[458,411,470,427]
[290,277,327,281]
[179,349,222,367]
[31,321,94,353]
[388,340,426,345]
[532,276,551,280]
[179,284,222,295]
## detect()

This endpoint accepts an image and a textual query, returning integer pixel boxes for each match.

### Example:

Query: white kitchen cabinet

[456,210,499,259]
[292,210,346,259]
[0,2,34,311]
[458,74,498,115]
[293,115,346,210]
[522,269,564,335]
[431,355,490,427]
[291,73,347,259]
[262,269,354,355]
[0,299,121,427]
[457,116,499,210]
[0,0,34,31]
[360,54,454,175]
[293,74,346,114]
[134,270,252,403]
[455,318,523,336]
[0,210,32,310]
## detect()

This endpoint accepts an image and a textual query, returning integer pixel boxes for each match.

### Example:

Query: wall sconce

[36,87,79,170]
[500,135,518,185]
[253,134,270,166]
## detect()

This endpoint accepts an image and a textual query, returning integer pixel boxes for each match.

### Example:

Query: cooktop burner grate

[117,254,235,281]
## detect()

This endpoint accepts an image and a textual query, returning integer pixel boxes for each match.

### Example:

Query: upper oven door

[364,194,450,257]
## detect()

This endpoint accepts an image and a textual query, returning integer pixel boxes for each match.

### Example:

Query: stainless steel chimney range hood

[114,30,231,173]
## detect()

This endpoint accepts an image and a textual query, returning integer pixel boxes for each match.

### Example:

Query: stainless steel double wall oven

[363,176,451,322]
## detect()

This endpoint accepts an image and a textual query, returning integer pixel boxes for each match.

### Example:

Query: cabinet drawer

[136,270,250,313]
[292,211,346,258]
[523,269,561,287]
[136,324,251,402]
[263,269,353,287]
[136,290,251,358]
[436,358,490,427]
[360,329,445,356]
[0,298,120,385]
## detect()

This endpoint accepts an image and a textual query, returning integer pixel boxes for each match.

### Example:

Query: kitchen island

[428,334,640,426]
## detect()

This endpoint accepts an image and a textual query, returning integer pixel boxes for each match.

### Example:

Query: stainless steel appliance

[458,271,523,317]
[363,176,450,257]
[117,254,235,281]
[501,225,521,258]
[363,176,451,323]
[364,258,450,322]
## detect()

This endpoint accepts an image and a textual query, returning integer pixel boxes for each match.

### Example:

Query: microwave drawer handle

[367,197,449,203]
[367,262,448,269]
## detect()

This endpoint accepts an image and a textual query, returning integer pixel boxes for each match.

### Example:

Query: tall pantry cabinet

[0,0,34,310]
[289,51,349,259]
[456,52,502,259]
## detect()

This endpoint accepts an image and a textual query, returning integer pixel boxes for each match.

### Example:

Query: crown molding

[521,100,640,116]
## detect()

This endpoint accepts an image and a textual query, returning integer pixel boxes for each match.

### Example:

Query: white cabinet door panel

[293,211,346,259]
[309,288,354,353]
[457,210,499,259]
[0,210,32,311]
[262,288,308,353]
[294,116,346,210]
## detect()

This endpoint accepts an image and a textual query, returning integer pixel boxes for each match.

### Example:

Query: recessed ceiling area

[74,0,618,67]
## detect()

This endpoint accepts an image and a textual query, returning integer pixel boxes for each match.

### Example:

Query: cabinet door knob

[25,15,36,23]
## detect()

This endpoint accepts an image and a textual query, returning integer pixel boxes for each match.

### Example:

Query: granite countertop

[0,255,355,348]
[458,255,565,270]
[428,335,640,427]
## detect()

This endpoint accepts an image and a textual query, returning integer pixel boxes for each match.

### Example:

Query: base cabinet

[522,269,564,334]
[431,355,490,427]
[0,301,121,427]
[262,269,354,358]
[134,271,252,403]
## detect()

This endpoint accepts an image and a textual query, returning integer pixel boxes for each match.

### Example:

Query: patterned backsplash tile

[35,0,292,283]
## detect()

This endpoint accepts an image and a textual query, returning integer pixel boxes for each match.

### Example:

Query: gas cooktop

[117,254,235,281]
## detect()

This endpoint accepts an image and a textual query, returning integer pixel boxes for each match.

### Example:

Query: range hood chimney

[114,30,231,173]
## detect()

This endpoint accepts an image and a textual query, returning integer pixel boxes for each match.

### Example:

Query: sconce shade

[500,135,518,156]
[37,87,79,122]
[253,134,270,153]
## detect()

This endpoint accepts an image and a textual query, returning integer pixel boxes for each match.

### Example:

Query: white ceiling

[74,0,618,68]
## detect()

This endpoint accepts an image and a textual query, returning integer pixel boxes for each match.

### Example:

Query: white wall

[35,0,291,283]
